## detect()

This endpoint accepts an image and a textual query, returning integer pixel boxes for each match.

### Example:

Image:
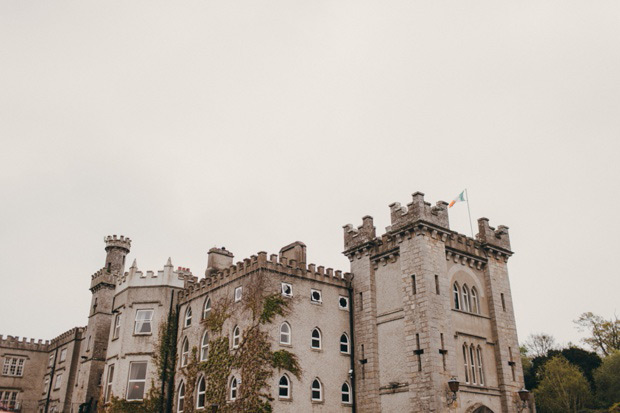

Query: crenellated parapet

[50,327,85,348]
[178,247,350,305]
[343,216,376,252]
[0,334,50,352]
[388,192,450,232]
[115,258,190,292]
[90,268,117,291]
[477,218,512,255]
[104,234,131,252]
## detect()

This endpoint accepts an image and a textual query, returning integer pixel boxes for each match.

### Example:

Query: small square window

[281,283,292,297]
[338,296,349,310]
[234,287,242,302]
[310,289,322,304]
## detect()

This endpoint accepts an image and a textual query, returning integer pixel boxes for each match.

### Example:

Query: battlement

[179,244,350,304]
[343,216,376,251]
[104,234,131,252]
[90,267,117,290]
[387,192,450,232]
[476,217,512,253]
[50,327,85,347]
[115,258,189,292]
[0,334,50,351]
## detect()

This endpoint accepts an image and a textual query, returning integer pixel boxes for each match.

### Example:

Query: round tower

[104,235,131,273]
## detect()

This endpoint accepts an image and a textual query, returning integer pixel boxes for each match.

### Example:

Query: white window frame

[280,322,291,345]
[113,313,122,339]
[462,285,471,312]
[230,377,238,400]
[341,382,351,404]
[0,391,19,410]
[105,364,114,403]
[196,376,206,408]
[340,333,350,354]
[462,343,469,383]
[177,381,185,413]
[281,282,293,297]
[203,297,211,319]
[310,289,322,304]
[2,357,25,377]
[278,374,290,399]
[134,309,154,335]
[338,296,349,310]
[234,286,242,302]
[184,307,192,328]
[181,338,189,367]
[311,328,322,350]
[200,331,209,361]
[126,361,148,400]
[471,287,480,314]
[59,348,67,363]
[476,346,485,385]
[311,378,322,402]
[232,326,241,349]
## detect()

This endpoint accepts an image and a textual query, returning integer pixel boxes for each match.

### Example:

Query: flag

[449,190,466,208]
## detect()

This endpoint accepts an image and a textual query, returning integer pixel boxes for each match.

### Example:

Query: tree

[575,312,620,357]
[525,333,557,357]
[534,356,593,413]
[559,346,601,391]
[594,351,620,408]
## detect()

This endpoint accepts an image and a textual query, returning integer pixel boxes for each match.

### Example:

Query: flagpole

[465,188,474,238]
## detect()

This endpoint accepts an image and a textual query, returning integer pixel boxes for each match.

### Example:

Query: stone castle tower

[73,235,131,409]
[343,192,523,412]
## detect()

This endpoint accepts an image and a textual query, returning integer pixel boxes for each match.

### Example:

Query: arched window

[462,285,471,312]
[177,381,185,413]
[203,297,211,319]
[311,328,321,349]
[462,343,470,383]
[200,331,209,361]
[230,377,238,400]
[340,333,350,354]
[280,322,291,345]
[453,282,461,310]
[471,287,480,314]
[311,378,322,401]
[470,344,477,384]
[196,376,206,408]
[181,338,189,367]
[232,326,241,349]
[476,346,485,385]
[341,382,351,404]
[278,375,290,399]
[184,307,192,328]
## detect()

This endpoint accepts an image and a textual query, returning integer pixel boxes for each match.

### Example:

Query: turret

[104,235,131,274]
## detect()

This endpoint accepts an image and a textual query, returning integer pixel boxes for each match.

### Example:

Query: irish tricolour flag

[449,190,466,208]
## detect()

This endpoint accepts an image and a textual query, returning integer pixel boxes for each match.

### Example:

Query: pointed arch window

[196,376,206,408]
[177,381,185,413]
[232,326,241,349]
[311,328,321,349]
[462,343,470,383]
[230,377,238,400]
[340,333,350,354]
[462,285,471,312]
[341,382,351,404]
[470,344,477,384]
[471,287,480,314]
[311,378,322,401]
[184,307,192,328]
[181,338,189,367]
[203,297,211,319]
[476,346,485,385]
[453,282,461,310]
[280,322,291,345]
[200,331,209,361]
[278,375,290,399]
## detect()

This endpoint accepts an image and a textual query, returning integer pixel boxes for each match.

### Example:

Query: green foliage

[575,313,620,357]
[203,337,234,408]
[203,300,230,334]
[594,351,620,408]
[260,294,289,324]
[104,384,162,413]
[272,350,301,379]
[534,355,593,413]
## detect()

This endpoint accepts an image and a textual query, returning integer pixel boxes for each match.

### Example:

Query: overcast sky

[1,1,619,350]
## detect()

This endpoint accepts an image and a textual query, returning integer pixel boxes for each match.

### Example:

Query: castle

[0,192,527,413]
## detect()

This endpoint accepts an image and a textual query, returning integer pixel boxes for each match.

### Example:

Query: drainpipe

[347,274,356,413]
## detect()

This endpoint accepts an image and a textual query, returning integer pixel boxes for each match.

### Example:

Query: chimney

[205,247,234,276]
[279,241,307,266]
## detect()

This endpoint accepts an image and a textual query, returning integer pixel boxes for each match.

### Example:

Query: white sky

[1,1,619,349]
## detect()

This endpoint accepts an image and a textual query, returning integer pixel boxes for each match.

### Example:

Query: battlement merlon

[343,215,376,251]
[476,217,512,254]
[388,192,450,232]
[90,268,117,290]
[104,234,132,252]
[0,334,51,351]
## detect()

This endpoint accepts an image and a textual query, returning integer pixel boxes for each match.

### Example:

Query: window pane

[129,362,147,380]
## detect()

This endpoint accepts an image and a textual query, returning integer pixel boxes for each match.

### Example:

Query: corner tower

[72,235,131,411]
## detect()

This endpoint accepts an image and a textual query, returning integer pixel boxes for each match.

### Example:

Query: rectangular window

[2,357,25,377]
[43,376,50,395]
[134,309,154,334]
[48,354,54,367]
[411,274,417,295]
[0,391,19,410]
[105,364,115,403]
[113,313,122,339]
[59,348,67,363]
[435,275,440,295]
[54,373,63,390]
[126,362,147,400]
[234,286,242,302]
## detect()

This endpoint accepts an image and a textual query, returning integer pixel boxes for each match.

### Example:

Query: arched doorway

[472,407,494,413]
